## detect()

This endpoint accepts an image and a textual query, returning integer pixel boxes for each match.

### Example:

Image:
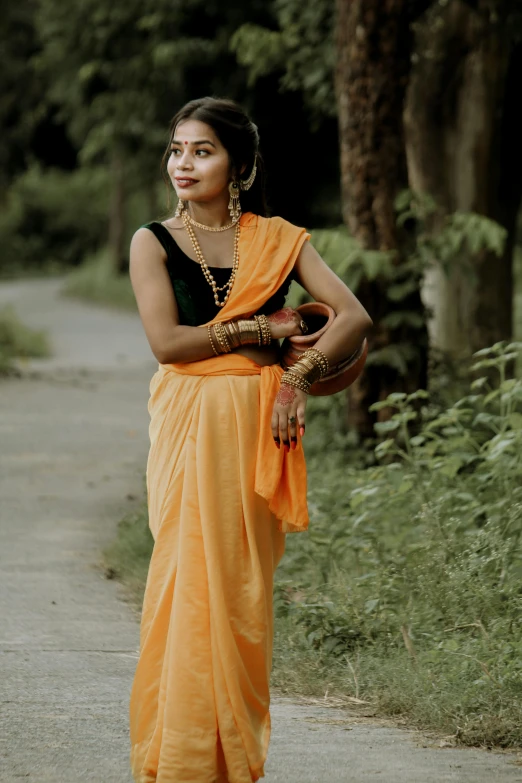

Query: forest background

[1,0,522,750]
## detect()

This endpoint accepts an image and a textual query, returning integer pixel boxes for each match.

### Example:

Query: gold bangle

[303,348,330,377]
[219,322,233,353]
[223,321,241,349]
[255,314,272,346]
[237,319,260,345]
[292,358,322,385]
[281,371,311,394]
[207,324,219,356]
[214,322,232,353]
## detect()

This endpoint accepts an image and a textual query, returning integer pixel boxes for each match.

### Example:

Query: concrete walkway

[0,279,520,782]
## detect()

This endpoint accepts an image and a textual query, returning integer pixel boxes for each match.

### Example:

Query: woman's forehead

[173,119,220,146]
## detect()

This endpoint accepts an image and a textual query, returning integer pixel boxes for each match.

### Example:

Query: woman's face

[167,119,232,205]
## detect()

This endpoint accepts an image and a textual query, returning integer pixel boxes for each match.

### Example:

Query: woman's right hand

[267,307,306,340]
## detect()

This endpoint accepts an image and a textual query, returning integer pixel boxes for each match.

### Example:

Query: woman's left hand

[271,383,308,452]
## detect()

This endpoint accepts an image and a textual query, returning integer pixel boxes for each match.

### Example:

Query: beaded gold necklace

[181,211,240,308]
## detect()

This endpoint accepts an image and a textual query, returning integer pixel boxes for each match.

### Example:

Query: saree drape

[129,213,310,782]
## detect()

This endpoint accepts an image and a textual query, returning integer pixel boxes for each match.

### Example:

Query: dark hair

[161,96,268,217]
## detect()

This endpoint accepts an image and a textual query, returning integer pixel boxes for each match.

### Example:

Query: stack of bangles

[207,314,272,355]
[280,348,330,394]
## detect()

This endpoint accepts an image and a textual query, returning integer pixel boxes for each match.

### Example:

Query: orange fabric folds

[129,214,310,782]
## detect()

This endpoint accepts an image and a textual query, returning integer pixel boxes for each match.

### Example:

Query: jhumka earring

[174,198,186,218]
[228,180,241,222]
[228,158,258,222]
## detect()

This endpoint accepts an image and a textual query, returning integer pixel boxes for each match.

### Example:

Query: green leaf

[374,420,400,434]
[508,412,522,430]
[471,376,489,391]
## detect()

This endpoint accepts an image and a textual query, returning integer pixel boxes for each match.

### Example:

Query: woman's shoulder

[246,213,308,234]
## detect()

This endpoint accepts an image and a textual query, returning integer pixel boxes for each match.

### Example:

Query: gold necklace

[186,213,239,232]
[182,211,240,307]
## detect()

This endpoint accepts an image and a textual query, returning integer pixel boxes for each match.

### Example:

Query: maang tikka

[228,158,258,222]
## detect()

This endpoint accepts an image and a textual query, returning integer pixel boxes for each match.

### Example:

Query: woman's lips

[176,178,198,188]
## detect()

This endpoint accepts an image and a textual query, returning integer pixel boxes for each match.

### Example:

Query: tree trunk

[335,0,428,438]
[405,1,522,358]
[108,149,127,275]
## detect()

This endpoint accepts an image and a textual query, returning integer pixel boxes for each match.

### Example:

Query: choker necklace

[186,213,239,233]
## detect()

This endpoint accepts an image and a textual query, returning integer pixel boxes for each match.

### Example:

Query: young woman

[128,97,372,783]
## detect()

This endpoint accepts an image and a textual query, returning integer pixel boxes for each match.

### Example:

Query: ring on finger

[299,319,308,334]
[289,416,296,424]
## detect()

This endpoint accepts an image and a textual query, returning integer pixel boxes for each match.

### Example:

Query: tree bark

[335,0,428,438]
[108,149,127,275]
[405,1,522,358]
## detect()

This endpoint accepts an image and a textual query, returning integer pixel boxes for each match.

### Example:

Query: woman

[129,96,372,783]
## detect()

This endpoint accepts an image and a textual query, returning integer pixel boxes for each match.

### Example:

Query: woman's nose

[177,152,193,170]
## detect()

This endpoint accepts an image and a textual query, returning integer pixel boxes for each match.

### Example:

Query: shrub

[0,305,51,374]
[0,164,110,276]
[62,247,136,310]
[275,342,522,745]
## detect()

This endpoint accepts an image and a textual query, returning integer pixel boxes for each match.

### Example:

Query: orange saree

[129,213,310,783]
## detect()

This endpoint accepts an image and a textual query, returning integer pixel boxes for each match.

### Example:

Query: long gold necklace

[182,211,240,307]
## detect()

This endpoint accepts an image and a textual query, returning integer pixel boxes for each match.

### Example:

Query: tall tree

[405,0,522,358]
[335,0,429,437]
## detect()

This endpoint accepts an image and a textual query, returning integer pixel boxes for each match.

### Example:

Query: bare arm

[129,229,304,364]
[129,228,217,364]
[293,241,373,364]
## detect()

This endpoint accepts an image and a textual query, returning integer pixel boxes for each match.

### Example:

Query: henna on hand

[276,384,297,407]
[268,307,296,325]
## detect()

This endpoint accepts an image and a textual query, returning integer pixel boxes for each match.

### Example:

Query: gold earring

[240,160,257,192]
[228,180,241,222]
[174,198,186,218]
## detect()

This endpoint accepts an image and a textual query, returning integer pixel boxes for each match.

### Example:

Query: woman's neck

[186,196,233,229]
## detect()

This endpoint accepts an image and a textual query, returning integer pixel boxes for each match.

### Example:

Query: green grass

[62,248,137,311]
[0,305,51,374]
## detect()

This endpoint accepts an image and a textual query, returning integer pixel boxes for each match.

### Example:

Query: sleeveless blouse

[142,221,295,326]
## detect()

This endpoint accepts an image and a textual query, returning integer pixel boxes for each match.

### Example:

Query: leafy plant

[275,342,522,745]
[0,305,51,374]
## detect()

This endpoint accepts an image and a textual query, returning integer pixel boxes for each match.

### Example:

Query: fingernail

[274,437,280,449]
[300,426,305,437]
[291,437,297,450]
[283,441,290,453]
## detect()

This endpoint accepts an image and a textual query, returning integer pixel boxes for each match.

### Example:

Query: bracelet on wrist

[254,314,272,346]
[302,347,330,377]
[280,371,311,394]
[213,322,232,353]
[236,318,261,345]
[207,324,219,356]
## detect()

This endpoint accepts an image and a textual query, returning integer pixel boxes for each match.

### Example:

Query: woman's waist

[160,343,282,377]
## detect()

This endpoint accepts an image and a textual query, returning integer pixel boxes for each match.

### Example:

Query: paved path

[0,279,520,782]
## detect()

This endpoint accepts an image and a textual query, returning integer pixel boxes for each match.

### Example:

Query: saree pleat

[130,370,287,782]
[130,214,311,782]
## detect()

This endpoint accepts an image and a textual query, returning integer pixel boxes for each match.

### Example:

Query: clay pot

[281,302,368,396]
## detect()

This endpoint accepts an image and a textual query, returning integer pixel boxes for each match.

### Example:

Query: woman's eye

[196,149,209,156]
[170,148,180,156]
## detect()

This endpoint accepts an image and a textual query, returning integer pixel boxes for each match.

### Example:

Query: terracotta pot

[281,302,368,396]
